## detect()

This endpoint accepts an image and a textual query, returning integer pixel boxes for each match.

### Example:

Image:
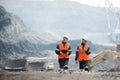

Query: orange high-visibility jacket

[58,42,70,59]
[77,44,90,61]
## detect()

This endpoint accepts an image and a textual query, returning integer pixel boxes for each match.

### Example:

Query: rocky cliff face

[0,6,44,63]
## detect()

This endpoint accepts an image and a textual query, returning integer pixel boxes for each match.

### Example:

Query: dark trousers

[79,60,90,71]
[58,58,69,69]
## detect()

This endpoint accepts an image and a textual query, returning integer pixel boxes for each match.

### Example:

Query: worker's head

[82,36,88,44]
[63,35,69,43]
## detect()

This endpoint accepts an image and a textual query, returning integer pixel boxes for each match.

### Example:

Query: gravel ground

[0,71,120,80]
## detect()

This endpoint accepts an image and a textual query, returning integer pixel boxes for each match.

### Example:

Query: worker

[55,35,72,72]
[75,36,91,72]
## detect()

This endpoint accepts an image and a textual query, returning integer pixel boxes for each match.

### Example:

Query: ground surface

[0,71,120,80]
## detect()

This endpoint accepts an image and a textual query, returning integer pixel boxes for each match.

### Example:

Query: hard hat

[82,36,88,41]
[63,35,69,39]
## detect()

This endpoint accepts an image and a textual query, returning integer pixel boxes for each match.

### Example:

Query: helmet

[82,36,88,41]
[63,35,69,39]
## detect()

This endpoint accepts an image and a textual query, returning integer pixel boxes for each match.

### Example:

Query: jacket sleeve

[75,46,79,60]
[85,47,91,55]
[55,44,60,55]
[67,44,72,55]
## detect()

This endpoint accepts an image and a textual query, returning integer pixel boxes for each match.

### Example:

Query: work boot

[84,66,89,72]
[63,69,68,73]
[63,65,68,73]
[64,65,68,70]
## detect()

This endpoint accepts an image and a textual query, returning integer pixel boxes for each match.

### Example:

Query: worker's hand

[85,51,91,55]
[75,60,78,64]
[60,51,63,54]
[66,52,71,55]
[55,50,60,55]
[67,50,72,55]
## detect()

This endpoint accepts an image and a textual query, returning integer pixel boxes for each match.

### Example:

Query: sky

[0,0,120,8]
[73,0,120,7]
[23,0,120,7]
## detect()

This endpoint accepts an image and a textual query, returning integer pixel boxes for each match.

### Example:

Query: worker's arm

[75,51,78,61]
[75,46,79,61]
[75,50,79,64]
[67,44,72,55]
[85,47,91,55]
[55,44,60,55]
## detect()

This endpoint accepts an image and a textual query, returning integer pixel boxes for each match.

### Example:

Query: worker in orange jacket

[55,35,72,71]
[75,36,91,72]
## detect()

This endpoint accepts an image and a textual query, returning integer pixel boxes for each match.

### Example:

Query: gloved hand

[85,51,91,55]
[55,50,59,54]
[55,50,62,55]
[60,51,63,54]
[67,50,72,55]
